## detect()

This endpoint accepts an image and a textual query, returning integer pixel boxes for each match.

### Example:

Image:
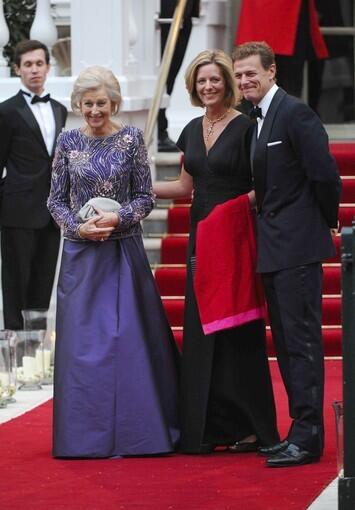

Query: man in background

[0,39,67,330]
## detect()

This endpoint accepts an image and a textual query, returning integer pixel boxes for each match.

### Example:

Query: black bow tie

[249,106,263,120]
[31,94,50,104]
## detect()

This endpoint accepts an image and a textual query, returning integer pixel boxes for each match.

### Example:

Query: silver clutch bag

[77,197,121,222]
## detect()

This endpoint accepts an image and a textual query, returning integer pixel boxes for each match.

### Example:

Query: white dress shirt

[21,86,56,155]
[256,83,279,138]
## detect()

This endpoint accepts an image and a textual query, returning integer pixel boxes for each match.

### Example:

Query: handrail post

[144,0,188,148]
[339,224,355,509]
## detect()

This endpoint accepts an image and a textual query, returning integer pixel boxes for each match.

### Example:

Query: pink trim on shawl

[202,306,266,335]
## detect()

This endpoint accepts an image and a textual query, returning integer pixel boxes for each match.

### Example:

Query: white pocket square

[267,141,283,147]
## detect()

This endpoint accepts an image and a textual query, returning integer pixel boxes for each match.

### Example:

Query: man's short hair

[232,41,276,70]
[14,40,50,67]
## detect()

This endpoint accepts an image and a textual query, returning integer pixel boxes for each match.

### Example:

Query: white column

[70,0,159,130]
[30,0,58,75]
[0,0,9,77]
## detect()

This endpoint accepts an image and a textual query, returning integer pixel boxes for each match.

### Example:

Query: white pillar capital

[30,0,58,75]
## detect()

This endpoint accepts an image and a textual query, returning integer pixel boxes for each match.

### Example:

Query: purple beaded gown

[48,127,180,458]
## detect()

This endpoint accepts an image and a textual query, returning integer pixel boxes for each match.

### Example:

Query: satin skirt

[53,236,180,458]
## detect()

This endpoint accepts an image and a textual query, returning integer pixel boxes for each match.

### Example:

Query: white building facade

[0,0,353,144]
[0,0,240,146]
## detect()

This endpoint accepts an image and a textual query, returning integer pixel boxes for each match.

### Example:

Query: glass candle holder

[35,331,53,385]
[15,330,46,390]
[21,309,54,385]
[0,330,17,405]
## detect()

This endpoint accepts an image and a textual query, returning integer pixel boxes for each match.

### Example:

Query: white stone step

[153,152,181,181]
[143,237,162,264]
[142,208,168,235]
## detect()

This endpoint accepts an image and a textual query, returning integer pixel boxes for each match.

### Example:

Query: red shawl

[194,194,266,335]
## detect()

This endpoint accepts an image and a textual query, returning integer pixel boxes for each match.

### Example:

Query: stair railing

[144,0,188,148]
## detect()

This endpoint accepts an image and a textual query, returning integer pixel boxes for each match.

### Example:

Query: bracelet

[76,225,84,239]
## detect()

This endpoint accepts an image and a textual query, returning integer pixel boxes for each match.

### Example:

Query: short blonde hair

[71,65,122,115]
[184,49,239,108]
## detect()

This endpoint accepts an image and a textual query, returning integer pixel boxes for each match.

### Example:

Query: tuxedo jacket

[253,88,341,273]
[0,91,67,229]
[235,0,328,58]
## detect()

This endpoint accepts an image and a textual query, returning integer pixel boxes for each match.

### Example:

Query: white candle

[43,349,51,372]
[35,350,42,374]
[22,356,36,379]
[0,373,8,386]
[35,349,52,374]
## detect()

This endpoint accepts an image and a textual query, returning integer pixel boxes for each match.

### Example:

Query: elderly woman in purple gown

[47,66,180,458]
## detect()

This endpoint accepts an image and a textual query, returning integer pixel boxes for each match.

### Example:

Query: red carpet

[0,360,340,510]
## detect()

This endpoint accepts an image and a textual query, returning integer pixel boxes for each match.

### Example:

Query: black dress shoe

[258,440,288,457]
[158,132,179,152]
[198,443,216,454]
[266,443,320,468]
[228,440,259,453]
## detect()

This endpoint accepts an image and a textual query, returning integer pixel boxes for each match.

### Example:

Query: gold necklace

[204,109,230,142]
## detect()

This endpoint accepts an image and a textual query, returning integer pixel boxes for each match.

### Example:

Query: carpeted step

[339,203,355,227]
[266,326,341,357]
[326,234,341,263]
[155,264,340,297]
[341,176,355,202]
[172,323,341,357]
[321,296,341,325]
[264,295,341,326]
[173,197,192,205]
[321,327,342,356]
[265,330,276,357]
[172,328,183,351]
[163,295,340,333]
[155,267,186,295]
[161,236,188,264]
[330,142,355,176]
[167,206,190,233]
[160,234,340,265]
[162,298,185,326]
[323,264,341,294]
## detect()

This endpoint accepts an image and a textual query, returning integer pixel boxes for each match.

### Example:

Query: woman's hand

[153,166,193,199]
[247,190,256,209]
[94,208,120,229]
[330,220,339,237]
[78,214,115,242]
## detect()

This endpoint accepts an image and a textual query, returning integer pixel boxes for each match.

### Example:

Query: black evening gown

[176,114,280,453]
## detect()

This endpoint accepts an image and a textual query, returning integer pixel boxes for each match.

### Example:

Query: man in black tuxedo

[0,40,67,330]
[158,0,199,151]
[232,41,341,467]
